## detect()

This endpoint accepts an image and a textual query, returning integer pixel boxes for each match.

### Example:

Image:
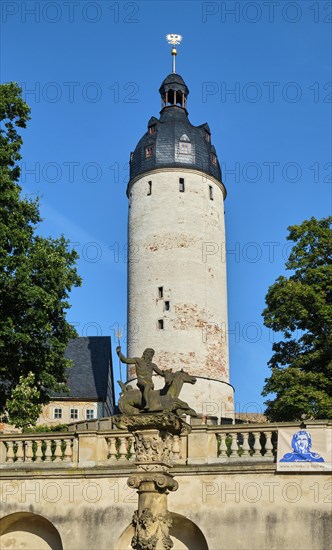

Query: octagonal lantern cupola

[159,73,189,111]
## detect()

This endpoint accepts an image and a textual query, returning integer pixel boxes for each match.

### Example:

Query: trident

[116,327,123,382]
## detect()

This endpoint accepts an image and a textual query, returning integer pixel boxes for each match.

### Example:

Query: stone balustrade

[0,420,329,469]
[0,434,76,466]
[215,426,276,462]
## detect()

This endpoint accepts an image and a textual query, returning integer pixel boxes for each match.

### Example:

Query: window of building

[54,408,62,419]
[158,286,163,298]
[130,152,134,162]
[205,131,211,143]
[179,134,191,154]
[158,319,164,330]
[147,181,152,195]
[211,153,217,166]
[179,141,191,154]
[209,185,214,200]
[86,409,95,420]
[70,408,79,420]
[164,301,170,311]
[148,125,156,135]
[179,178,185,192]
[145,146,153,158]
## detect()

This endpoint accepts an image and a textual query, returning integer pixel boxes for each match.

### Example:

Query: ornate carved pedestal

[114,413,191,550]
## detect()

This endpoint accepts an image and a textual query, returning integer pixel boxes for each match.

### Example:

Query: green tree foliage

[0,83,81,427]
[6,372,41,429]
[262,217,332,421]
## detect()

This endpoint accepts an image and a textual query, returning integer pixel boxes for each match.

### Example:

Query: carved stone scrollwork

[134,430,174,468]
[153,474,178,492]
[132,508,173,550]
[127,472,178,493]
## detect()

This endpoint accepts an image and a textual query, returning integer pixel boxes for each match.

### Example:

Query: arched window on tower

[166,89,184,107]
[161,88,186,109]
[179,134,192,154]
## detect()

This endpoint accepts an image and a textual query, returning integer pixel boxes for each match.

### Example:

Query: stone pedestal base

[113,413,191,550]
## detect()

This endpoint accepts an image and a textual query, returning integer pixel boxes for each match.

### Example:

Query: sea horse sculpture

[116,346,197,417]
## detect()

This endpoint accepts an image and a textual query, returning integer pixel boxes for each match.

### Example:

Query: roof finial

[166,34,183,74]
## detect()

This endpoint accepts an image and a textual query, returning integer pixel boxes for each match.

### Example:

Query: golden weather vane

[166,34,183,73]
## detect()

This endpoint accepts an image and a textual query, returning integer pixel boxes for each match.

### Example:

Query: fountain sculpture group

[114,347,197,550]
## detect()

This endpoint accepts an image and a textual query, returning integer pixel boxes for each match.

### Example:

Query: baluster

[35,440,43,462]
[273,430,278,458]
[107,437,117,459]
[218,433,227,458]
[264,431,273,458]
[128,436,135,461]
[44,439,52,462]
[241,432,250,458]
[229,432,239,458]
[54,439,62,462]
[6,441,14,463]
[25,441,34,462]
[172,435,181,461]
[63,439,72,462]
[118,436,127,459]
[16,441,24,462]
[253,432,262,457]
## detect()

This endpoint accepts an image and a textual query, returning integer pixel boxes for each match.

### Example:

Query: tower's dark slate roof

[129,73,222,185]
[51,336,112,400]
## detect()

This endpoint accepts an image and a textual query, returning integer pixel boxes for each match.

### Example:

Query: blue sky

[1,1,331,413]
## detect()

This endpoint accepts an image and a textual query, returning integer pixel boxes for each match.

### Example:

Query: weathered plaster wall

[1,468,330,550]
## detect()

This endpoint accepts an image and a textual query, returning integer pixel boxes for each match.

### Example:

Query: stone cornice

[0,462,278,480]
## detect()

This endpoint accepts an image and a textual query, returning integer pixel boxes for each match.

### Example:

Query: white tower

[126,39,234,419]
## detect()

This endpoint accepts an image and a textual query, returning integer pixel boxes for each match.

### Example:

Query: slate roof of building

[129,73,223,185]
[51,336,112,400]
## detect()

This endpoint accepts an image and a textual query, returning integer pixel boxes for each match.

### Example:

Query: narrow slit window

[158,286,163,298]
[179,178,185,192]
[164,301,170,311]
[209,185,214,200]
[149,125,156,135]
[158,319,164,330]
[211,153,217,166]
[147,181,152,195]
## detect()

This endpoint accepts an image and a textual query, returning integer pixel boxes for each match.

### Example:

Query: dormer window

[145,146,153,159]
[179,142,191,154]
[205,131,211,143]
[179,134,191,154]
[149,125,156,135]
[211,153,217,166]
